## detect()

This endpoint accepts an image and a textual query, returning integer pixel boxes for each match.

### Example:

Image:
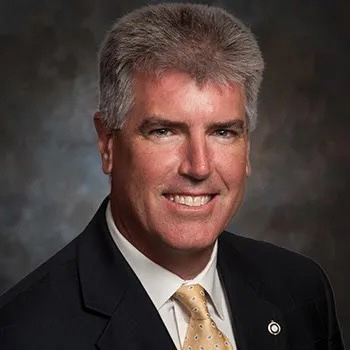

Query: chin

[157,225,220,253]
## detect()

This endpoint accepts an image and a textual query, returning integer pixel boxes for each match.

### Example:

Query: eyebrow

[138,116,246,133]
[138,117,187,132]
[209,119,245,131]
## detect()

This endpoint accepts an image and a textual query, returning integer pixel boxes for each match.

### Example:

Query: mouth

[163,194,215,207]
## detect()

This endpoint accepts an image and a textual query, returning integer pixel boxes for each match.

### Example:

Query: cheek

[131,143,181,184]
[215,146,248,182]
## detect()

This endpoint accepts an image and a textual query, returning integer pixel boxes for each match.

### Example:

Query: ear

[245,138,251,177]
[94,112,113,175]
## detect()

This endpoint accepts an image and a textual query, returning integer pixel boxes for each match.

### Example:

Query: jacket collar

[77,198,176,349]
[77,197,129,316]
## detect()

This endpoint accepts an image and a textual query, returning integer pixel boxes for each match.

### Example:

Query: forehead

[129,70,246,123]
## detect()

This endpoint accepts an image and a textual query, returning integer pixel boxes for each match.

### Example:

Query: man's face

[96,71,250,259]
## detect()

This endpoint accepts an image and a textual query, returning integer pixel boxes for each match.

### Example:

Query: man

[0,3,344,349]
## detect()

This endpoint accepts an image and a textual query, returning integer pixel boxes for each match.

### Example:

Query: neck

[123,228,214,279]
[146,243,214,280]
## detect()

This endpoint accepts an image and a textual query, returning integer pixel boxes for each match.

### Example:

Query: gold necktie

[174,284,233,350]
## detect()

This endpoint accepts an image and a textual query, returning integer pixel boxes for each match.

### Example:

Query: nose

[178,134,212,181]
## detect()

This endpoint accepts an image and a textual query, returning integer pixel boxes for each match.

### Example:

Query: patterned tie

[174,284,233,350]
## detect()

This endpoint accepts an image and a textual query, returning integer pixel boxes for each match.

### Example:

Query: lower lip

[162,195,217,213]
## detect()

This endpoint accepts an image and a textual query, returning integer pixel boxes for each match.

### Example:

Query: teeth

[193,197,201,206]
[167,195,211,207]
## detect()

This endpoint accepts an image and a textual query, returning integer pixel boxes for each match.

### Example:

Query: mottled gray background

[0,0,349,346]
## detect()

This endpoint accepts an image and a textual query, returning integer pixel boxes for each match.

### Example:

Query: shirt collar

[106,201,225,319]
[186,242,224,320]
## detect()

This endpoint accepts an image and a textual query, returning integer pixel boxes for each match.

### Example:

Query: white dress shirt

[106,202,236,349]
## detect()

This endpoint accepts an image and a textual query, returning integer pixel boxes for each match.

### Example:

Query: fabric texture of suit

[0,199,344,349]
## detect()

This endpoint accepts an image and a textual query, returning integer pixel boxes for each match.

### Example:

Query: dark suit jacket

[0,199,344,349]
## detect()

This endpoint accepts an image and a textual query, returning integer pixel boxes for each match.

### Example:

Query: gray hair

[98,3,264,131]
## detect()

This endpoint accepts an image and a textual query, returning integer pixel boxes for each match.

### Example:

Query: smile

[164,194,213,207]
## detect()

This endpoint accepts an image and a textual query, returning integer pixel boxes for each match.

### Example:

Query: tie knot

[174,284,210,320]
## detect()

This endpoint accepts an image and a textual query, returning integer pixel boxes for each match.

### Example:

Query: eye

[149,128,173,137]
[213,129,238,138]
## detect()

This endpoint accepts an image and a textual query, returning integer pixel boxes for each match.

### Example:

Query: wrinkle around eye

[144,128,184,144]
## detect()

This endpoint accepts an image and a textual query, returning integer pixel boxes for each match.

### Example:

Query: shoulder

[0,235,80,326]
[0,234,101,349]
[219,231,331,303]
[0,198,109,316]
[0,200,112,348]
[220,230,323,270]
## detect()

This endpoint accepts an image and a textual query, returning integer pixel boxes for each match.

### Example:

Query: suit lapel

[218,233,288,350]
[96,276,176,350]
[77,199,176,350]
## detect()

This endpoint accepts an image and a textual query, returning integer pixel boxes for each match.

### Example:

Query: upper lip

[162,192,217,196]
